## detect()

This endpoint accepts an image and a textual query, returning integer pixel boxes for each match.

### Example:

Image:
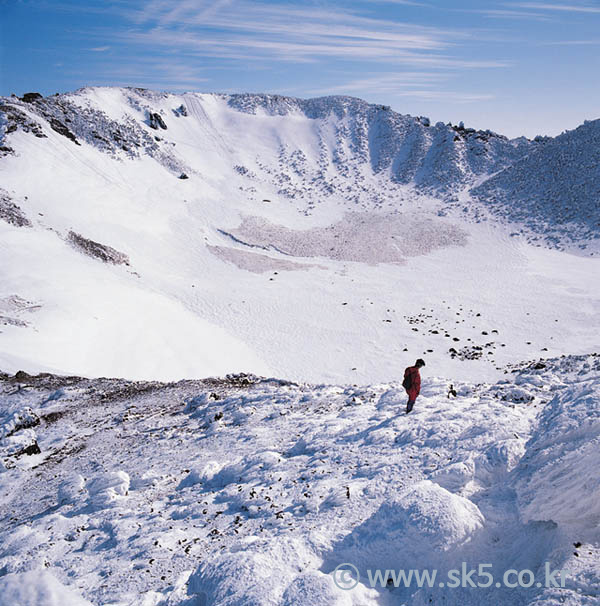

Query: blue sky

[0,0,598,138]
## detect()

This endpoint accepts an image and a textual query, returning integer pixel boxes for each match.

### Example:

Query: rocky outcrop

[49,117,80,145]
[68,231,130,265]
[149,112,167,130]
[0,189,31,227]
[20,92,44,103]
[0,103,47,139]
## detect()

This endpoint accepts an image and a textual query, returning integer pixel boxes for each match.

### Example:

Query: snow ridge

[1,87,597,250]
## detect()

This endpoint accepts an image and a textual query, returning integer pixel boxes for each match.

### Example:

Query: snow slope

[0,87,598,383]
[471,119,600,252]
[0,355,598,605]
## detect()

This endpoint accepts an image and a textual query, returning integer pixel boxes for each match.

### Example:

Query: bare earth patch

[208,245,325,273]
[220,212,468,265]
[68,231,130,265]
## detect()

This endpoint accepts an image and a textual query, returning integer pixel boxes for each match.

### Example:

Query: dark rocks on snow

[173,104,188,117]
[68,231,130,265]
[21,442,42,456]
[449,342,497,361]
[0,104,47,139]
[149,112,167,130]
[14,370,31,382]
[223,373,262,387]
[49,117,80,145]
[0,190,31,227]
[0,315,29,327]
[20,92,43,103]
[3,407,40,438]
[179,173,189,180]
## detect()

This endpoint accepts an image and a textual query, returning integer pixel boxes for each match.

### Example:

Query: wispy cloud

[308,74,494,103]
[540,38,600,44]
[60,0,507,101]
[89,46,110,52]
[307,72,448,95]
[92,0,509,70]
[465,8,551,20]
[67,56,210,90]
[509,2,600,13]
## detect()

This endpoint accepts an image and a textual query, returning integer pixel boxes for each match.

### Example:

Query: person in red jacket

[403,358,425,414]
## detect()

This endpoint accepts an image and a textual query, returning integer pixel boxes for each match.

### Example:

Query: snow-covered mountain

[0,87,598,383]
[0,87,599,606]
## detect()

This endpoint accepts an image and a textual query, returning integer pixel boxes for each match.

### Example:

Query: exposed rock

[21,441,41,456]
[173,104,188,117]
[0,189,31,227]
[149,112,167,130]
[68,231,130,265]
[20,92,43,103]
[0,104,47,138]
[1,406,40,439]
[0,315,28,327]
[179,172,189,179]
[49,117,80,145]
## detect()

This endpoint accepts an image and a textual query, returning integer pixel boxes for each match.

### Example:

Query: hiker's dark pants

[406,399,415,414]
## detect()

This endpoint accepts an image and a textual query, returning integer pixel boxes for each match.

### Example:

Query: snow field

[0,88,598,384]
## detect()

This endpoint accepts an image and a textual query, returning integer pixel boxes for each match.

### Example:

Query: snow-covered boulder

[186,537,319,606]
[87,470,130,507]
[431,458,475,492]
[0,406,40,438]
[332,480,484,572]
[0,569,92,606]
[281,570,379,606]
[177,461,222,489]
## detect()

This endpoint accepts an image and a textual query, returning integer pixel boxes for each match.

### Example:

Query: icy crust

[221,211,468,264]
[0,355,598,605]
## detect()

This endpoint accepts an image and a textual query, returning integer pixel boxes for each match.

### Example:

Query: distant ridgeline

[1,88,598,252]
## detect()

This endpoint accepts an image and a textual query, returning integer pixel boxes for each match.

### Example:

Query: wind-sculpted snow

[471,119,600,251]
[221,211,468,264]
[0,355,598,605]
[0,569,93,606]
[514,354,600,526]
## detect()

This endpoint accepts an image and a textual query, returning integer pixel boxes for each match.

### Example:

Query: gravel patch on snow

[207,245,325,273]
[221,212,468,264]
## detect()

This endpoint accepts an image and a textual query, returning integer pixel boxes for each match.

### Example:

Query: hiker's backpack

[402,371,412,390]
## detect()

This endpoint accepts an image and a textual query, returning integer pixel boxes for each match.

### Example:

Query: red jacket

[404,366,421,399]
